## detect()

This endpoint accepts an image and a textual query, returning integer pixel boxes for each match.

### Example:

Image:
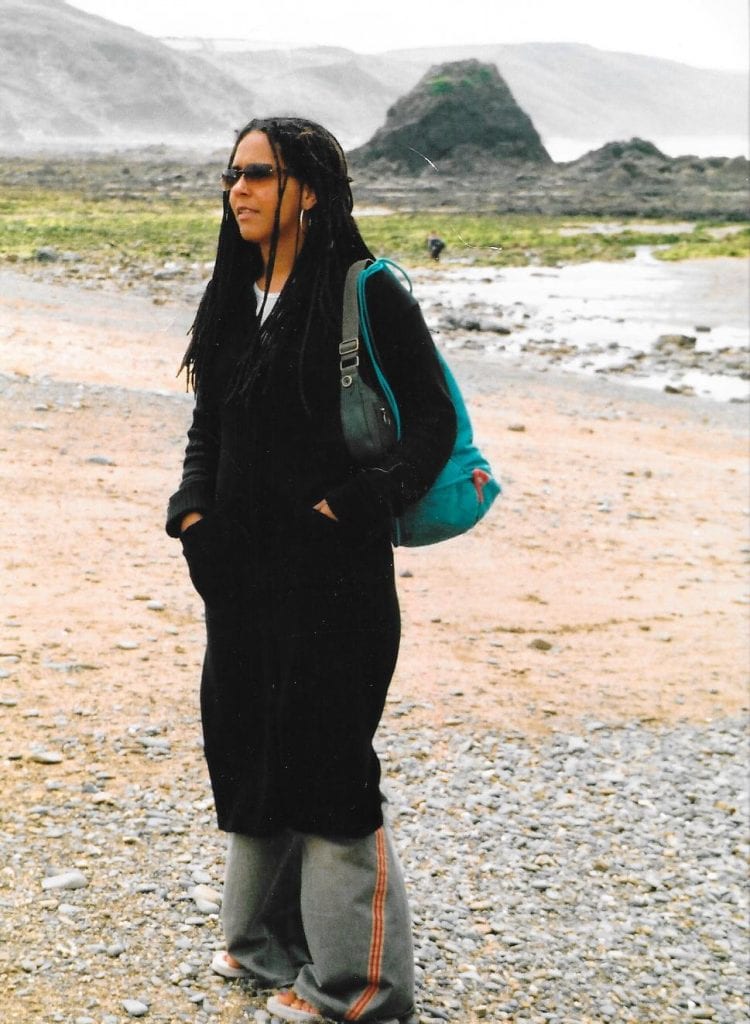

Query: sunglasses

[220,163,293,189]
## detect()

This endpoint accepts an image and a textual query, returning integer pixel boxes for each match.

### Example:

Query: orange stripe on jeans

[344,827,387,1020]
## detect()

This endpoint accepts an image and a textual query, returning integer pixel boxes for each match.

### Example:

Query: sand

[0,267,747,761]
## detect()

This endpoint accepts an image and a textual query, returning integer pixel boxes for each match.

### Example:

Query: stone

[528,638,553,651]
[191,883,223,906]
[42,869,89,891]
[29,750,64,764]
[655,334,697,350]
[194,898,220,914]
[122,1000,149,1018]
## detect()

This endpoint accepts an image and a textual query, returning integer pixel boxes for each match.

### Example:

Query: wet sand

[413,253,750,402]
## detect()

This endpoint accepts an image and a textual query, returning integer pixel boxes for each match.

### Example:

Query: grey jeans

[221,823,417,1022]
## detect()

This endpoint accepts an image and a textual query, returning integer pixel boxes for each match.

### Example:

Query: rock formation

[349,132,749,219]
[348,59,551,173]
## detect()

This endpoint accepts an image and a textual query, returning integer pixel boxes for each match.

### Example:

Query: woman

[166,117,456,1024]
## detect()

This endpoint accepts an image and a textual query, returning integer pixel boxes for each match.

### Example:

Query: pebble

[28,750,64,764]
[194,898,221,914]
[191,883,223,909]
[2,714,747,1023]
[122,1000,149,1017]
[41,869,89,891]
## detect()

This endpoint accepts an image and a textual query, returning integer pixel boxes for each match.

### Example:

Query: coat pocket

[180,513,244,608]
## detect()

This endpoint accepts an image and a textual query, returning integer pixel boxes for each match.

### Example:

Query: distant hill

[376,43,748,147]
[183,39,748,156]
[0,1,746,158]
[349,60,551,172]
[0,0,255,146]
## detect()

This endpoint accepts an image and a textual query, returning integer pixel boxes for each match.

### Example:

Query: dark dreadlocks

[180,117,374,408]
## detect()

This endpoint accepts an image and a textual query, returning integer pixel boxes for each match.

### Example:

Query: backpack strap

[351,258,411,439]
[340,259,371,392]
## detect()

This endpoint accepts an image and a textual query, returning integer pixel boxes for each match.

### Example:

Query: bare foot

[211,950,251,980]
[276,989,320,1015]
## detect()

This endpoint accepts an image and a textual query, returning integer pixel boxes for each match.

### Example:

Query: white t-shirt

[254,282,280,323]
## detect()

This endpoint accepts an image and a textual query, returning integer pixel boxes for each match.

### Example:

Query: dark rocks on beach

[351,136,749,218]
[35,247,60,262]
[0,134,745,220]
[656,334,697,350]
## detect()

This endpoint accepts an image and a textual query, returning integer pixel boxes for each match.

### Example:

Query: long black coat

[166,269,456,838]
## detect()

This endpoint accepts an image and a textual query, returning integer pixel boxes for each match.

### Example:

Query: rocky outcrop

[551,139,750,217]
[349,135,749,218]
[348,60,551,173]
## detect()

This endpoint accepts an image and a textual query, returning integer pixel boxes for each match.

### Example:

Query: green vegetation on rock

[429,78,454,95]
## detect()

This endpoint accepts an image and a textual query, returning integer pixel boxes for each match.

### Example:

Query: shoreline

[411,254,750,404]
[2,248,747,405]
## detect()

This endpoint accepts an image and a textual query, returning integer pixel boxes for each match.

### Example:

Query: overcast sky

[65,0,748,72]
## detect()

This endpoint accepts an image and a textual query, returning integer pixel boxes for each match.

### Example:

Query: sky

[65,0,748,72]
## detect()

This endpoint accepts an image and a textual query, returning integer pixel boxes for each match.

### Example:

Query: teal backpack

[341,258,500,546]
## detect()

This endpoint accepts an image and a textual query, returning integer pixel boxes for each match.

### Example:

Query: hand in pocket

[180,513,243,607]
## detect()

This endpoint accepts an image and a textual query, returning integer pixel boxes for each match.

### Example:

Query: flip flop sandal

[267,992,323,1022]
[210,950,252,979]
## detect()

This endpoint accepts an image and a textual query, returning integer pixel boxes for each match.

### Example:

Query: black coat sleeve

[165,379,221,537]
[325,268,457,531]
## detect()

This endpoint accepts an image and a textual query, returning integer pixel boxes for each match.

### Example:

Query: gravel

[1,713,748,1023]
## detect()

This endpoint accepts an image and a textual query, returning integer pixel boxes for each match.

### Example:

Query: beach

[0,261,747,734]
[0,264,748,1023]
